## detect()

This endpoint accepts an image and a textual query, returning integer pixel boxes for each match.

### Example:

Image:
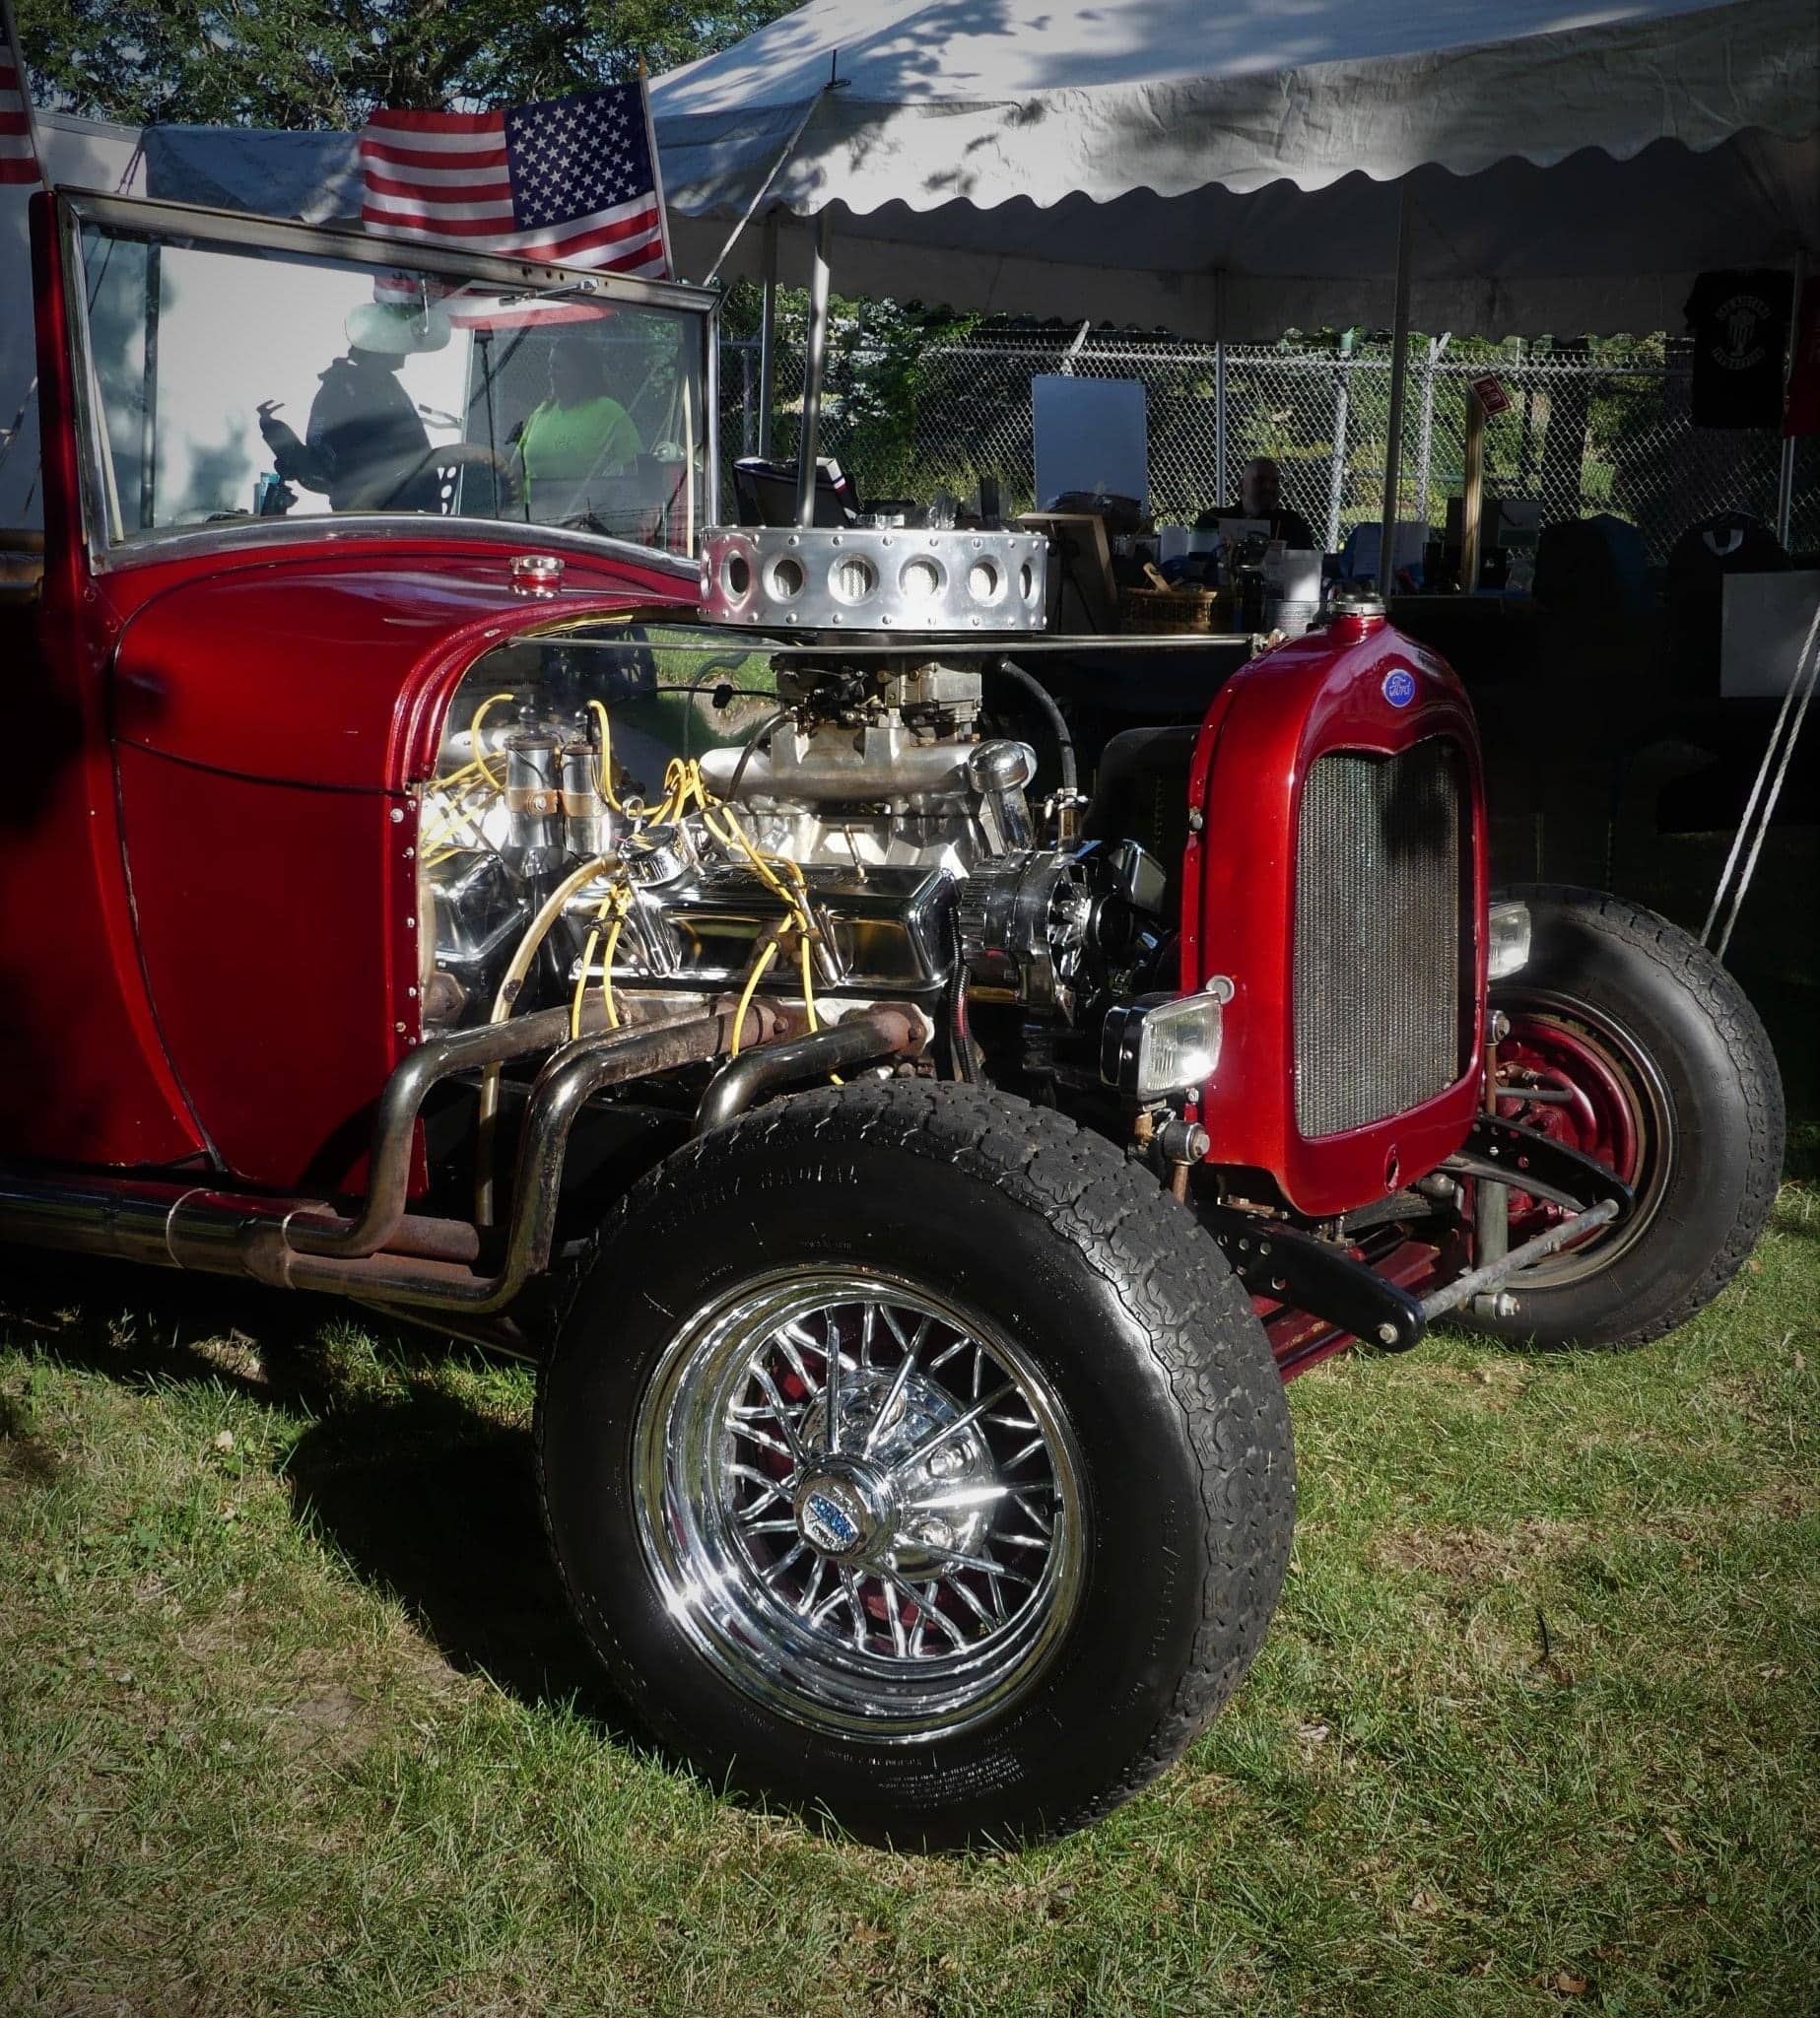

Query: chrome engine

[418,645,1166,1059]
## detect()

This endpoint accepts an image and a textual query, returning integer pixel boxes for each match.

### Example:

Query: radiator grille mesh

[1294,740,1465,1138]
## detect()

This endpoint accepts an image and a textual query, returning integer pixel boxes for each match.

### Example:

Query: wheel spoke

[761,1541,808,1586]
[938,1569,997,1631]
[822,1311,844,1450]
[890,1381,1017,1472]
[905,1483,1016,1513]
[743,1363,813,1463]
[918,1540,1036,1587]
[795,1555,829,1617]
[772,1323,823,1399]
[1013,1491,1054,1534]
[730,1421,796,1464]
[861,1315,928,1455]
[883,1565,965,1648]
[838,1566,869,1651]
[728,1462,793,1507]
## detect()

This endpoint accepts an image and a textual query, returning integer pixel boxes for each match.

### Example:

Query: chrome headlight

[1101,978,1234,1101]
[1487,900,1532,981]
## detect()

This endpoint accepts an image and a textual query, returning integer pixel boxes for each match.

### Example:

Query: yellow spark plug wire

[467,691,516,794]
[586,699,629,816]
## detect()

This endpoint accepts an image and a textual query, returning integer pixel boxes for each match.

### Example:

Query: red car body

[4,185,1490,1383]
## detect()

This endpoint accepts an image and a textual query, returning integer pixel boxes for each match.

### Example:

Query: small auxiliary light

[1101,978,1235,1101]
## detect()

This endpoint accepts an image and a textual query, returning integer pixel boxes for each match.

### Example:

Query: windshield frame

[56,187,721,577]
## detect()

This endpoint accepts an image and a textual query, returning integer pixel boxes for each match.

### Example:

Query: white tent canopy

[651,0,1819,338]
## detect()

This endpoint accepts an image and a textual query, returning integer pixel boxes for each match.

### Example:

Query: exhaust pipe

[0,997,791,1314]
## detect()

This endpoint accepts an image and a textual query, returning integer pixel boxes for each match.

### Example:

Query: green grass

[3,1191,1816,2017]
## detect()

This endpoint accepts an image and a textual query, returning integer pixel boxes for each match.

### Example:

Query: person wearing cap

[512,338,642,518]
[259,301,450,513]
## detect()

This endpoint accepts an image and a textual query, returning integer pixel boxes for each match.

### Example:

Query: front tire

[1475,885,1785,1350]
[536,1081,1293,1849]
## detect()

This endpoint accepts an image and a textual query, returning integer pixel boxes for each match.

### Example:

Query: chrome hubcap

[633,1270,1086,1740]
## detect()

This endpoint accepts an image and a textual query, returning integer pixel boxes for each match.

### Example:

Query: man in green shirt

[514,337,641,519]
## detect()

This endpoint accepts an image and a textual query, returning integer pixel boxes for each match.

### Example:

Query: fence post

[1214,270,1228,508]
[1377,182,1416,590]
[1414,333,1447,540]
[1327,332,1353,554]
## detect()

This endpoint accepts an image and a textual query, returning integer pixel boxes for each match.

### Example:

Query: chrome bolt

[388,807,405,825]
[1470,1291,1521,1319]
[1376,1322,1401,1346]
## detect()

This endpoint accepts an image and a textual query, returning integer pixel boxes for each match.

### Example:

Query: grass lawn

[2,1193,1814,2016]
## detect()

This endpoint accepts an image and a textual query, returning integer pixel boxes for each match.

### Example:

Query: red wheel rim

[1489,990,1671,1281]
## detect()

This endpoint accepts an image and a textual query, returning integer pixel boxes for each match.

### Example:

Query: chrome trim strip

[82,511,705,583]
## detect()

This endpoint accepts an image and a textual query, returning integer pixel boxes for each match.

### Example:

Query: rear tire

[536,1080,1293,1849]
[1474,885,1784,1350]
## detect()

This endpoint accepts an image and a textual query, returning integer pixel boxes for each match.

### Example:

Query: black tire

[1474,885,1784,1351]
[535,1080,1293,1850]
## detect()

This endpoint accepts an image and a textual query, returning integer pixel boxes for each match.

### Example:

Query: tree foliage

[15,1,796,127]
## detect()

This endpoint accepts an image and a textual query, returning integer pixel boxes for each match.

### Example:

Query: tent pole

[1460,384,1487,589]
[1414,333,1448,544]
[1377,182,1414,591]
[1775,247,1808,549]
[1214,270,1228,508]
[795,210,835,526]
[757,211,778,459]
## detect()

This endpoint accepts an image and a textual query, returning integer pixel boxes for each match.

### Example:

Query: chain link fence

[719,329,1818,566]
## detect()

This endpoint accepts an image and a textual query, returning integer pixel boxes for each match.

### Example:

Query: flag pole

[0,0,47,186]
[637,58,675,282]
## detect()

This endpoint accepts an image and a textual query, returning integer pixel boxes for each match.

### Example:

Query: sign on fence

[1469,373,1512,418]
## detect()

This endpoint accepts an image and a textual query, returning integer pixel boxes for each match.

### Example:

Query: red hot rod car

[0,188,1784,1847]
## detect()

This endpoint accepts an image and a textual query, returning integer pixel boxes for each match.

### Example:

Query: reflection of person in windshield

[257,302,446,512]
[514,338,640,515]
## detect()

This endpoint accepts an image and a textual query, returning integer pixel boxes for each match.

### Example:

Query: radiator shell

[1181,617,1487,1217]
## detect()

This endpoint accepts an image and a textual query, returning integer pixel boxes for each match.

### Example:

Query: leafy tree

[14,1,796,127]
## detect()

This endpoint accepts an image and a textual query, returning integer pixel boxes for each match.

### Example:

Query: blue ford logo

[1382,668,1417,708]
[802,1491,859,1552]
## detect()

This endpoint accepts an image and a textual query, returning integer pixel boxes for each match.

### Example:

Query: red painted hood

[106,539,703,792]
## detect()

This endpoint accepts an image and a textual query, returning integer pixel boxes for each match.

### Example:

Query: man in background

[1200,454,1318,549]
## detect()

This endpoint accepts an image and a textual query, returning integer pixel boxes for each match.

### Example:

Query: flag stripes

[1,55,39,185]
[359,85,669,280]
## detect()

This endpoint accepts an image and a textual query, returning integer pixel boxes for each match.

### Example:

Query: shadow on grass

[0,1250,629,1734]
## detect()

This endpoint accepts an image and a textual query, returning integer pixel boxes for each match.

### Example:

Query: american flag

[1,0,42,187]
[360,81,670,279]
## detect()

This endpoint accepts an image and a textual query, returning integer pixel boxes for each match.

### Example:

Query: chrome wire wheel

[632,1268,1088,1741]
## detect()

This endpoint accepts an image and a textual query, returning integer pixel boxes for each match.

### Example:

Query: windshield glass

[73,215,709,556]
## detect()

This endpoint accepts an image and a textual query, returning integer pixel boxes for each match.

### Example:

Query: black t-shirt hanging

[1685,270,1793,429]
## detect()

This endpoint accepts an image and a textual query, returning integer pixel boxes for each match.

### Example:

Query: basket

[1120,583,1232,634]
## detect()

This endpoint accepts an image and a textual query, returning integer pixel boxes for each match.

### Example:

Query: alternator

[957,851,1094,1017]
